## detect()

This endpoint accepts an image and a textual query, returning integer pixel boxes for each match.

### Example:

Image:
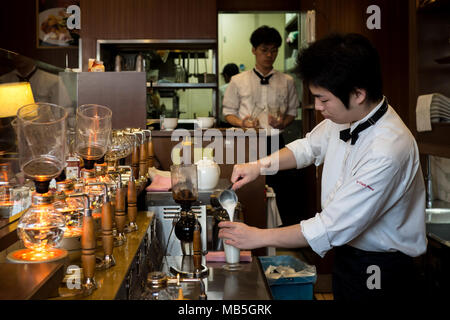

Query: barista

[222,26,299,131]
[219,33,427,301]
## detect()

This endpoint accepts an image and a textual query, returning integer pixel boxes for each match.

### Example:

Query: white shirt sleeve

[300,153,403,257]
[285,119,331,169]
[222,79,240,117]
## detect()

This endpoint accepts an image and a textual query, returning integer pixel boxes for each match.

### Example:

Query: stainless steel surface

[162,255,271,300]
[426,155,433,209]
[97,39,217,60]
[218,189,238,212]
[146,179,230,206]
[426,208,450,224]
[426,207,450,247]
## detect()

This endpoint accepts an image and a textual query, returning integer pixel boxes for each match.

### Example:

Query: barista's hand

[241,116,259,129]
[218,221,265,249]
[268,114,285,129]
[230,161,261,190]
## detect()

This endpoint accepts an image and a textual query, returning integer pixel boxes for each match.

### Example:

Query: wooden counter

[58,211,154,300]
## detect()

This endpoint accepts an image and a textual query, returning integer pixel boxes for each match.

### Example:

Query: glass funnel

[16,103,68,193]
[170,164,198,211]
[75,104,112,169]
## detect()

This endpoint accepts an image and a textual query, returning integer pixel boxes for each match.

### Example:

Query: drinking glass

[248,105,265,127]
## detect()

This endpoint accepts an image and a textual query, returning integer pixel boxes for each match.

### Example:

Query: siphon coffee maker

[8,103,68,263]
[170,164,208,278]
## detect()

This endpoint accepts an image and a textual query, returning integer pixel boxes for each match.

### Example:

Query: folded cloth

[148,166,171,179]
[206,250,252,262]
[146,174,172,192]
[417,93,450,131]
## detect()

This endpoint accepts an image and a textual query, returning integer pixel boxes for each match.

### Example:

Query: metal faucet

[426,155,433,209]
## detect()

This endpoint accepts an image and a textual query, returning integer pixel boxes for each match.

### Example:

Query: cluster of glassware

[10,103,152,262]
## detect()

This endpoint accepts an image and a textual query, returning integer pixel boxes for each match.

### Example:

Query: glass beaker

[16,103,68,193]
[17,193,66,253]
[170,164,198,211]
[75,104,112,168]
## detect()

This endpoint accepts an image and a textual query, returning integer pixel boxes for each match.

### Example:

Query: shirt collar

[350,96,386,132]
[254,67,275,78]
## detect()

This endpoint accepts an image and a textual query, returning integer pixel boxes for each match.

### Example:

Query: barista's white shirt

[286,98,427,257]
[222,68,299,133]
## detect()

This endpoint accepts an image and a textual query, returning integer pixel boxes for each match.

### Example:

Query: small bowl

[197,117,215,129]
[162,118,178,130]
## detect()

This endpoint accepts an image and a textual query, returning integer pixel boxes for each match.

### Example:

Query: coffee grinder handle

[193,224,202,271]
[82,214,96,281]
[139,138,148,178]
[115,186,126,233]
[131,144,140,179]
[101,201,114,257]
[127,178,137,225]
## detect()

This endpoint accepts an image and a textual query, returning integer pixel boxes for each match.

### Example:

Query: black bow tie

[339,99,388,145]
[253,69,273,85]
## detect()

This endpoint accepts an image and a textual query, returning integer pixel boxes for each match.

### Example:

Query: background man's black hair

[250,25,282,48]
[222,63,239,78]
[296,33,383,108]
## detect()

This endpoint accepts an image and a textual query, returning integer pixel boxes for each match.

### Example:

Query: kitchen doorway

[218,12,303,143]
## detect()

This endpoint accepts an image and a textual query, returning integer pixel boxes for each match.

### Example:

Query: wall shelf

[147,82,217,89]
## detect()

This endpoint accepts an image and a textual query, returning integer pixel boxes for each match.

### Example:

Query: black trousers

[332,245,418,301]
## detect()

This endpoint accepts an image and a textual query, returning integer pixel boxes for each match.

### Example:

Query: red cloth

[205,250,252,262]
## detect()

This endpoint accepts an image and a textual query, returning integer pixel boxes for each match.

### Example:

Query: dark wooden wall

[80,0,217,71]
[300,0,414,128]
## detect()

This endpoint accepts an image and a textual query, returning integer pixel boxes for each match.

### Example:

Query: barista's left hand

[218,221,265,249]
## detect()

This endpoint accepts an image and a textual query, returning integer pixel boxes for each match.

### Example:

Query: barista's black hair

[250,26,282,48]
[296,33,383,108]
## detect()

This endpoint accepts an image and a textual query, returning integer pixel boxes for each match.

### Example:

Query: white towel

[416,94,434,132]
[416,93,450,132]
[266,186,283,256]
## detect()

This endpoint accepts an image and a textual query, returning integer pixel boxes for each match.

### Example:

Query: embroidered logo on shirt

[357,180,374,191]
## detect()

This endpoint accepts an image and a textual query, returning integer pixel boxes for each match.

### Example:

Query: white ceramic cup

[197,117,215,129]
[162,117,178,130]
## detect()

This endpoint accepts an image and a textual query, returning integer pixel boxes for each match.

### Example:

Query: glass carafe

[53,180,84,237]
[17,193,66,253]
[16,103,68,193]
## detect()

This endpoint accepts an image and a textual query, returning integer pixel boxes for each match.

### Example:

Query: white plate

[38,8,73,46]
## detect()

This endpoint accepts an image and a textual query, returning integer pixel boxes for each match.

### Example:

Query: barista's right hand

[241,116,259,129]
[230,161,261,190]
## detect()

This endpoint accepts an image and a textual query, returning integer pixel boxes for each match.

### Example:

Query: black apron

[332,245,417,301]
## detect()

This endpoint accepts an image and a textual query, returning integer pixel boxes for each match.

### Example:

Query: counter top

[427,223,450,248]
[162,255,272,300]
